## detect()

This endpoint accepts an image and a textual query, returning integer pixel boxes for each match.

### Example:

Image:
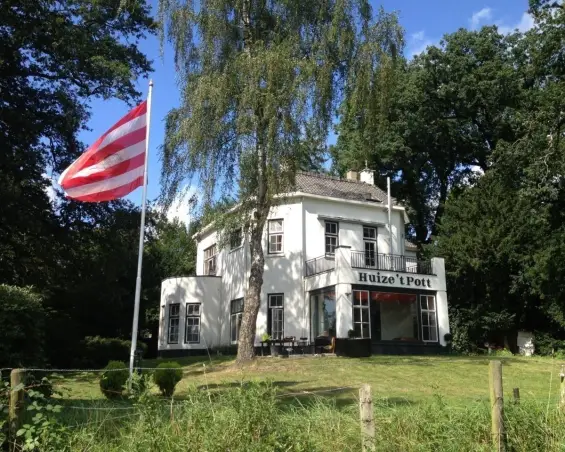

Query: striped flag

[58,101,148,202]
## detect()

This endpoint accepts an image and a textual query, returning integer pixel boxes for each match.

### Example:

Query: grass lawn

[57,354,563,408]
[29,355,565,451]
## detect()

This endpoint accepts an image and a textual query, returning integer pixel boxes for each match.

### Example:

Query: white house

[158,170,450,356]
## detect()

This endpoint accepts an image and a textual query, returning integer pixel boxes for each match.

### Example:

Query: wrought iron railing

[350,251,433,275]
[305,255,335,277]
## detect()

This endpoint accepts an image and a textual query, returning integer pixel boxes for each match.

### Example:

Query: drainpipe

[387,177,393,255]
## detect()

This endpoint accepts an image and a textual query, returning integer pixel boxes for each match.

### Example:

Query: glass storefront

[353,290,437,342]
[310,287,336,341]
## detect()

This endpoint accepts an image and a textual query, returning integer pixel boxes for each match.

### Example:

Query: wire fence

[2,356,564,452]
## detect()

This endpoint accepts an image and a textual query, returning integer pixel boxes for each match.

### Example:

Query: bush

[80,336,148,368]
[153,362,183,397]
[99,361,128,399]
[0,285,46,367]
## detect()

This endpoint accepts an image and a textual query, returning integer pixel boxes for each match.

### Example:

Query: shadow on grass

[198,380,302,391]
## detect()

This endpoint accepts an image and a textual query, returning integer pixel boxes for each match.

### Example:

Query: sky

[71,0,534,224]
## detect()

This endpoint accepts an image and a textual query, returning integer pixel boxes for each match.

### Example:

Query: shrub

[80,336,148,368]
[0,285,46,367]
[99,361,128,399]
[153,362,183,397]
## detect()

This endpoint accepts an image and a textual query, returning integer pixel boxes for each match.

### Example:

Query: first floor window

[420,295,438,342]
[185,303,201,343]
[325,221,339,255]
[268,219,284,254]
[230,298,244,343]
[268,294,284,340]
[353,290,370,338]
[168,303,180,344]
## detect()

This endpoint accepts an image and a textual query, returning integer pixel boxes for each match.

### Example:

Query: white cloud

[161,186,197,228]
[470,7,493,29]
[406,30,436,58]
[497,12,535,35]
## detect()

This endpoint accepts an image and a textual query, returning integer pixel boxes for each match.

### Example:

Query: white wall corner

[359,169,374,185]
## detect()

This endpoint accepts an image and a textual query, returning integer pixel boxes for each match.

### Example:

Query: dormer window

[325,221,339,255]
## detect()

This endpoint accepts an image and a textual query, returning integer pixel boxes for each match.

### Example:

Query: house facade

[158,170,450,356]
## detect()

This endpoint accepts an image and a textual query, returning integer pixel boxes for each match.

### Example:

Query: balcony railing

[351,251,433,275]
[305,255,335,277]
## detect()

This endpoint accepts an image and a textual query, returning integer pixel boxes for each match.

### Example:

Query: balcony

[305,255,335,277]
[350,251,433,275]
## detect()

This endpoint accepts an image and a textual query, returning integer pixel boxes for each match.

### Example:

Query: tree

[332,26,523,246]
[0,0,155,363]
[0,285,46,367]
[0,0,154,289]
[435,7,565,350]
[158,0,393,361]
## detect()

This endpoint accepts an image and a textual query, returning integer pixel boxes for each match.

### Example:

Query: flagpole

[129,79,153,387]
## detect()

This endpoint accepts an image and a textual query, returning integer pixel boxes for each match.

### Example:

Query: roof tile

[295,171,396,205]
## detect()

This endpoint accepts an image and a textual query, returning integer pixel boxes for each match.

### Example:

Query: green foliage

[79,336,147,369]
[0,285,46,367]
[99,361,129,400]
[153,362,183,397]
[17,387,66,451]
[62,382,565,451]
[334,26,521,244]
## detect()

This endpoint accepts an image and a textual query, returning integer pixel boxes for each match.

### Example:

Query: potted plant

[261,333,279,357]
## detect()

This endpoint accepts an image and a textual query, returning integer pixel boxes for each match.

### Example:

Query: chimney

[346,170,358,181]
[360,168,374,185]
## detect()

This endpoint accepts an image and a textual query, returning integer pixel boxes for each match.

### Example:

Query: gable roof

[295,172,397,205]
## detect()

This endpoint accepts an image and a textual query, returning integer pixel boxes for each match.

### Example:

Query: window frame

[363,226,377,267]
[229,228,243,251]
[325,221,339,256]
[167,303,181,344]
[267,293,284,340]
[184,303,201,344]
[420,295,438,342]
[352,290,371,339]
[230,298,244,344]
[203,244,217,275]
[267,219,284,254]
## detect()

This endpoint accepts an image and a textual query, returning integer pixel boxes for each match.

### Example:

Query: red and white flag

[58,101,148,202]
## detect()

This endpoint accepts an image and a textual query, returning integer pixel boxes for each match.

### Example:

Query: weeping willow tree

[158,0,401,361]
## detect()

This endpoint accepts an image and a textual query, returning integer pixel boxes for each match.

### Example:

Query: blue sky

[74,0,532,221]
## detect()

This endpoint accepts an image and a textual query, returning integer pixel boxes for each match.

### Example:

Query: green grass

[33,355,565,451]
[58,354,563,407]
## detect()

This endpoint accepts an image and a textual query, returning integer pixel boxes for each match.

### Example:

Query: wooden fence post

[9,369,25,449]
[512,388,520,405]
[489,361,506,452]
[359,384,375,452]
[560,364,565,411]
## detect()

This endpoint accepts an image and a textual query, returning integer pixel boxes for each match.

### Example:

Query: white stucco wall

[159,276,222,351]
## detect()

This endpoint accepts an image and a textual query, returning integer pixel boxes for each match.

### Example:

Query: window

[268,294,284,340]
[310,288,336,341]
[204,244,217,275]
[420,295,438,342]
[185,304,201,343]
[230,229,242,250]
[230,298,244,343]
[363,226,377,267]
[353,291,370,338]
[325,221,339,255]
[167,304,180,344]
[268,219,284,254]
